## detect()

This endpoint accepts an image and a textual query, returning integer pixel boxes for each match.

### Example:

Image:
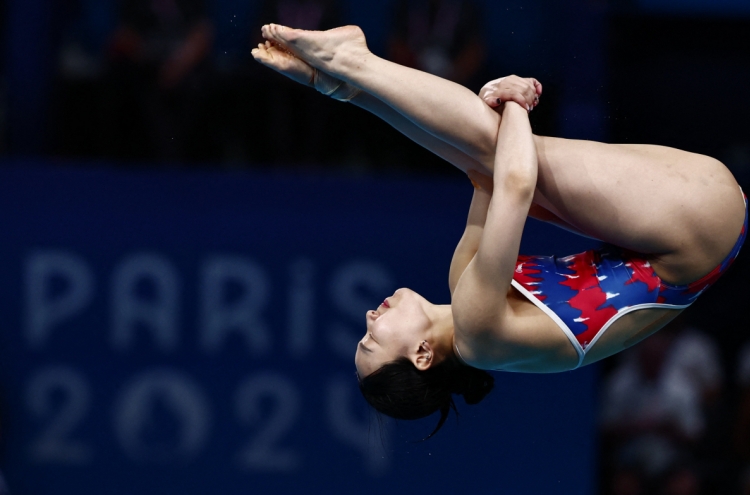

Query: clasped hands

[467,75,542,192]
[479,75,542,113]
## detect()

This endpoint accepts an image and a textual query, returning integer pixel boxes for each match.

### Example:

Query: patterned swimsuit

[510,192,747,369]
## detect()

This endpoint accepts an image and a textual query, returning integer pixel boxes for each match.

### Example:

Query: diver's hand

[479,75,542,112]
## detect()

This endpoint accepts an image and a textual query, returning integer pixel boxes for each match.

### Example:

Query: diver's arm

[452,102,537,333]
[449,177,492,295]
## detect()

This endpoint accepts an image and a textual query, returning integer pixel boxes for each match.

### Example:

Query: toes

[266,24,283,45]
[262,24,284,44]
[251,49,263,61]
[269,23,280,40]
[272,23,299,43]
[252,43,271,62]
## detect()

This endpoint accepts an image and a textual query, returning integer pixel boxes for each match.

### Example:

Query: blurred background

[0,0,749,494]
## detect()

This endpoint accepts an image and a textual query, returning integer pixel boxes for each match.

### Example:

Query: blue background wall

[0,163,597,495]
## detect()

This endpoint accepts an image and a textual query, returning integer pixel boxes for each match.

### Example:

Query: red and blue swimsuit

[511,193,747,369]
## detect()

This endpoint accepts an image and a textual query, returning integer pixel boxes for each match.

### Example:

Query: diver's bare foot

[251,41,314,86]
[260,24,370,79]
[253,40,360,100]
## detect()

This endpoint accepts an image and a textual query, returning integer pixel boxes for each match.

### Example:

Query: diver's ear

[413,340,433,371]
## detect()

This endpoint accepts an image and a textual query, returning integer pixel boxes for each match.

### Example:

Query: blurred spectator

[659,464,700,495]
[600,324,724,494]
[663,325,723,408]
[736,341,750,493]
[104,0,215,162]
[51,0,114,158]
[665,325,732,494]
[387,0,486,88]
[738,340,750,397]
[57,1,113,81]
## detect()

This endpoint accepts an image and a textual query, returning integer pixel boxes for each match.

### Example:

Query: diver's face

[354,288,431,378]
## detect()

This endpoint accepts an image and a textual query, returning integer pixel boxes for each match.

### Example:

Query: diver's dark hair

[358,353,494,439]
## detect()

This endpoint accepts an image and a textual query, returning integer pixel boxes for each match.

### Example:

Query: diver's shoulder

[452,309,523,370]
[453,294,578,372]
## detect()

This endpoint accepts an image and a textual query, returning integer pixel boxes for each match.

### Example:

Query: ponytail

[358,354,494,439]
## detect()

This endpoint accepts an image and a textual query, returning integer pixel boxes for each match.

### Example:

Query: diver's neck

[427,304,455,362]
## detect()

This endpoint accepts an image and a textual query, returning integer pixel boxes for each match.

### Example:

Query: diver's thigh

[533,136,742,257]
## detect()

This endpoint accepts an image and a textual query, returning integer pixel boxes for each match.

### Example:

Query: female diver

[252,24,748,437]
